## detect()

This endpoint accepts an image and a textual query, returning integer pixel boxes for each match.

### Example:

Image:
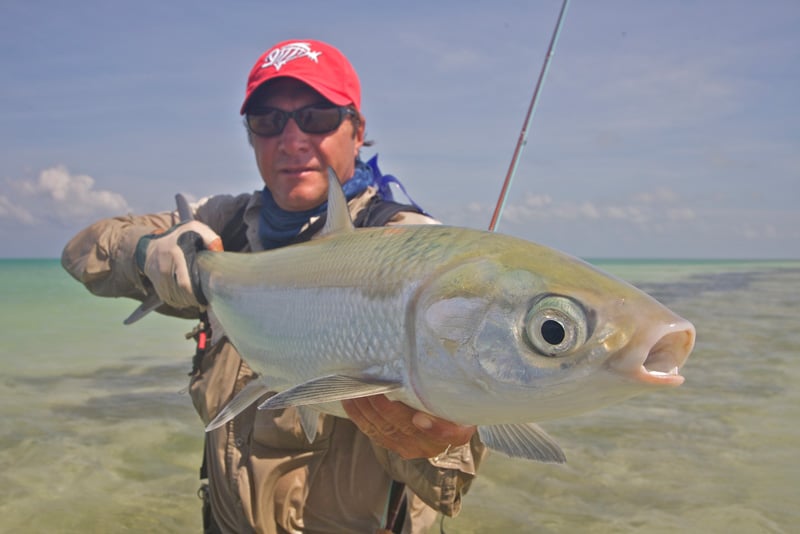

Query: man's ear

[354,113,366,154]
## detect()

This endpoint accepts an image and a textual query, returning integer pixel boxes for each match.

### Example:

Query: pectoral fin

[258,374,402,411]
[478,423,566,464]
[123,293,163,325]
[205,378,271,432]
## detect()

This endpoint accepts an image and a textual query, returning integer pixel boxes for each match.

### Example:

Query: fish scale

[200,227,460,396]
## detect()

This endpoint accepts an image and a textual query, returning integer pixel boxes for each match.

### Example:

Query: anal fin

[478,423,566,464]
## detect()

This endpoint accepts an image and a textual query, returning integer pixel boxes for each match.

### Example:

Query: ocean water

[1,258,798,533]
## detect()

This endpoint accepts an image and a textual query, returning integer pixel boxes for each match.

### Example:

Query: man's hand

[136,221,223,309]
[342,395,476,460]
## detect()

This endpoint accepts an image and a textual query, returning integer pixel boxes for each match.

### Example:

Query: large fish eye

[524,295,588,357]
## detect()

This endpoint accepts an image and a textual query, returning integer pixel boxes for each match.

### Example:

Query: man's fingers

[364,395,418,432]
[343,396,407,437]
[341,398,367,428]
[412,412,476,447]
[342,397,418,458]
[342,395,476,460]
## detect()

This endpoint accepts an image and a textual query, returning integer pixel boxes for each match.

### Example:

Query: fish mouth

[635,322,696,386]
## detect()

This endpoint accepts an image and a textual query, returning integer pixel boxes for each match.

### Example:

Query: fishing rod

[386,5,574,533]
[488,0,571,232]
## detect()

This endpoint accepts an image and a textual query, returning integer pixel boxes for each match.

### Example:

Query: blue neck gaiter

[257,155,428,250]
[258,158,377,250]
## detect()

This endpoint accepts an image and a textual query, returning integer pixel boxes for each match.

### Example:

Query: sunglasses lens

[247,106,350,136]
[247,110,287,136]
[294,107,343,134]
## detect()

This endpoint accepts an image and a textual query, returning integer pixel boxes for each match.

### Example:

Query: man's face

[248,78,365,212]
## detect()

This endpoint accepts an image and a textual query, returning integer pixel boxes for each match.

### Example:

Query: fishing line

[488,0,571,232]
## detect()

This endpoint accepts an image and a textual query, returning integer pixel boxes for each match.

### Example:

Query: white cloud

[472,186,699,231]
[0,195,35,224]
[634,188,679,205]
[2,166,131,224]
[742,222,780,241]
[667,207,696,221]
[466,201,486,215]
[523,193,552,209]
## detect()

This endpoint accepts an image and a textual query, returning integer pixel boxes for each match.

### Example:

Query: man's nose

[278,117,310,152]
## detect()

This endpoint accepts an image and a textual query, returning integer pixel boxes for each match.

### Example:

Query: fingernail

[413,413,433,430]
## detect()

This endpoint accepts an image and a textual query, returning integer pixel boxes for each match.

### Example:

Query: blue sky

[1,0,798,259]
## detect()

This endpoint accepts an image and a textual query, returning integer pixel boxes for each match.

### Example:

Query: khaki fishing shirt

[62,187,487,533]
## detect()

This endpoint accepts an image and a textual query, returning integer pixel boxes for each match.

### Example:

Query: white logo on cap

[262,42,322,71]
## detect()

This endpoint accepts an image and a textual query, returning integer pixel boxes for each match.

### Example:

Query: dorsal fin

[319,167,355,237]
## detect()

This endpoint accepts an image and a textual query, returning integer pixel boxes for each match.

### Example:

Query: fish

[195,168,695,463]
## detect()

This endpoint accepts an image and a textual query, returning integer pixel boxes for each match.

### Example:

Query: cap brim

[240,74,353,114]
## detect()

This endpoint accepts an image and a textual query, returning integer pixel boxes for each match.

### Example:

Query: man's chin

[276,188,327,212]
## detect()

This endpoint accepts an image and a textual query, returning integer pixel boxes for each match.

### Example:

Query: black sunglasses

[246,104,356,137]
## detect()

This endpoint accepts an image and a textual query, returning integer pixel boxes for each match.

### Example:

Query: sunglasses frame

[245,104,356,137]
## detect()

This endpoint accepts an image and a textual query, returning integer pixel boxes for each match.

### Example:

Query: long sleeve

[61,212,177,300]
[60,192,253,318]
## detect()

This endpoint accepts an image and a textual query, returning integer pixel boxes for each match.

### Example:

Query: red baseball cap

[240,39,361,114]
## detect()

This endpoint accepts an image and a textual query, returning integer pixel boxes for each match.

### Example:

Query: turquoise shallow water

[1,259,798,533]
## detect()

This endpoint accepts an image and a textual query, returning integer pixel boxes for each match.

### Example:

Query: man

[62,39,486,533]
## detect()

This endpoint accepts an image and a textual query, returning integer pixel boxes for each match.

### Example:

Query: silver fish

[198,169,695,463]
